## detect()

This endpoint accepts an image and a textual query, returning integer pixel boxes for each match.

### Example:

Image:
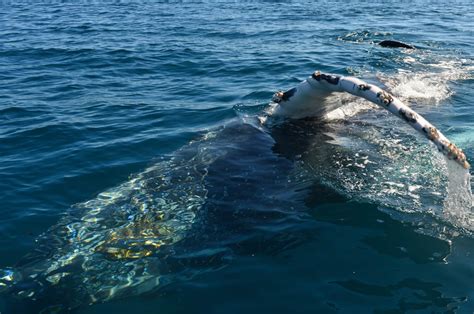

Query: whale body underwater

[0,65,471,312]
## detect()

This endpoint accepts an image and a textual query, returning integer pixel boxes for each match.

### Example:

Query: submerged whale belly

[0,122,314,313]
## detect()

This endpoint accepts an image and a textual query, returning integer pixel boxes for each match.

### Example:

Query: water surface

[1,1,473,313]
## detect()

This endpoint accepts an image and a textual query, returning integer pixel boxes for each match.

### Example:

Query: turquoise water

[1,1,474,313]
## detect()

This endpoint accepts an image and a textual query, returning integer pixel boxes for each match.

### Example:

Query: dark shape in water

[378,40,415,49]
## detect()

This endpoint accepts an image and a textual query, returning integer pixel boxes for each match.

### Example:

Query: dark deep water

[1,1,474,313]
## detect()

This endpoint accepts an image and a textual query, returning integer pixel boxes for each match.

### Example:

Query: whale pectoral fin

[270,70,468,168]
[333,74,470,169]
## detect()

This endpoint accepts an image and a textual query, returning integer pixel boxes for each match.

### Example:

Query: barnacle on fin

[398,108,418,123]
[312,71,340,85]
[376,91,393,106]
[272,91,284,103]
[358,84,370,91]
[423,126,439,141]
[435,139,470,169]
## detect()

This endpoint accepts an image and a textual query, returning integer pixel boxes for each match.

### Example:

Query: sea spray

[443,158,474,230]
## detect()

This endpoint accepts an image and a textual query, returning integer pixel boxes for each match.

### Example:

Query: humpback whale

[0,70,470,313]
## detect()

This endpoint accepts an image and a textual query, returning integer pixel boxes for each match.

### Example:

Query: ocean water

[1,1,474,313]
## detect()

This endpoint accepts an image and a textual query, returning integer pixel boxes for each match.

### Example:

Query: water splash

[283,112,474,238]
[443,159,474,231]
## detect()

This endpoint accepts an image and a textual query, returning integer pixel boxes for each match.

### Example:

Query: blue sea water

[1,1,474,313]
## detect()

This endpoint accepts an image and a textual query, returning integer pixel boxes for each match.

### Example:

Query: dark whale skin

[378,40,415,49]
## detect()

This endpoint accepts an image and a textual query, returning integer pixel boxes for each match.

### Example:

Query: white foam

[390,71,451,103]
[381,60,471,105]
